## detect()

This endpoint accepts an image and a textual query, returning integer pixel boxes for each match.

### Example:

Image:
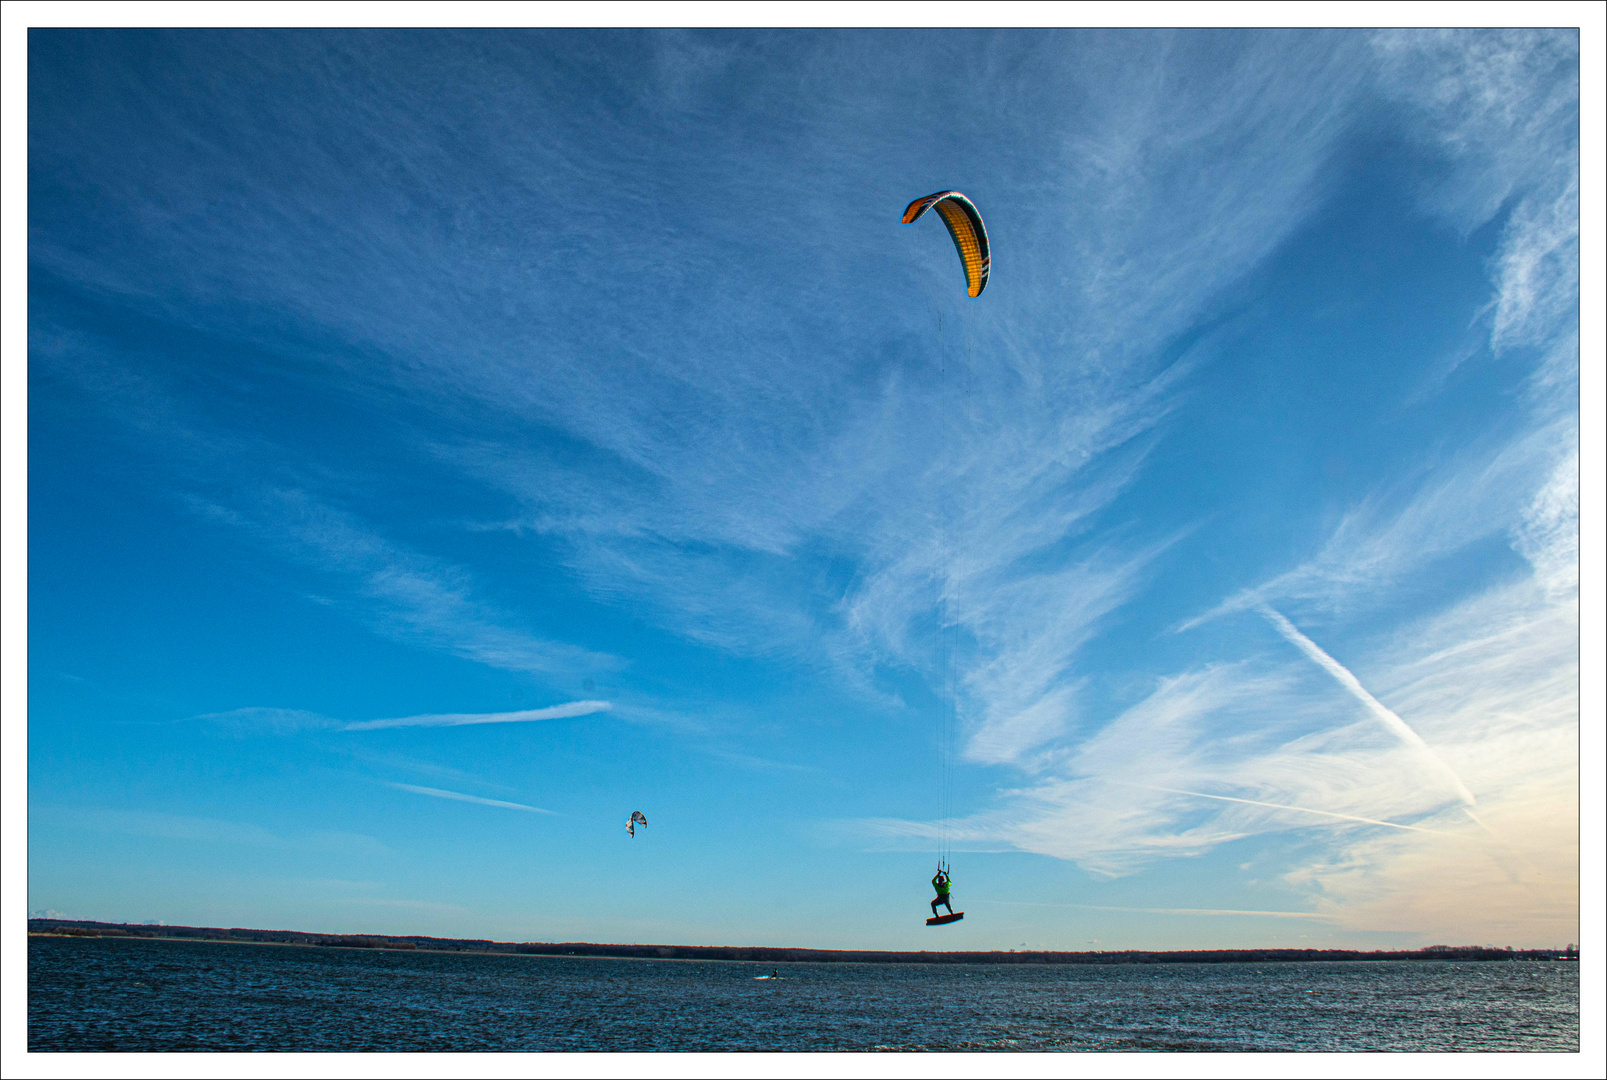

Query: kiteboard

[926,912,965,926]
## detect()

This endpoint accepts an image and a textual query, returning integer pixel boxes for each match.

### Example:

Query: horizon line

[26,917,1570,958]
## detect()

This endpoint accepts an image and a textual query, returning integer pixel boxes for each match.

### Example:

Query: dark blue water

[29,937,1579,1051]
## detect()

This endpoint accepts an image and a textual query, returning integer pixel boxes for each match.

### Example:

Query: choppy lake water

[28,936,1579,1052]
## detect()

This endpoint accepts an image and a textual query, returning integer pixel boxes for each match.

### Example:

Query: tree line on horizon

[27,919,1580,965]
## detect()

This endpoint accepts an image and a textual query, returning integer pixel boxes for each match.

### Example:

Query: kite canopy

[626,810,647,838]
[902,191,990,297]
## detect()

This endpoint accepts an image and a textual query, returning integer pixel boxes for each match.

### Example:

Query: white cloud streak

[346,700,611,731]
[36,807,391,856]
[385,783,555,815]
[1146,785,1446,835]
[190,707,341,735]
[193,700,614,735]
[1256,605,1478,809]
[1094,907,1335,921]
[990,902,1340,922]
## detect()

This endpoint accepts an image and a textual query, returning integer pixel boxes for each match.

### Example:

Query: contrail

[346,700,610,731]
[1075,904,1337,921]
[1146,784,1446,834]
[386,782,556,814]
[1257,604,1483,820]
[983,900,1337,920]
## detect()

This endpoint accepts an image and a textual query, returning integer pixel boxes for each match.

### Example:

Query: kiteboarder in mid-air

[930,866,954,917]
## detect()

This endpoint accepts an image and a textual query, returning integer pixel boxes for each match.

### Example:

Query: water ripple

[28,937,1579,1052]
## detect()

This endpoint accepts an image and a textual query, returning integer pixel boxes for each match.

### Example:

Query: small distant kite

[902,191,990,297]
[626,810,647,838]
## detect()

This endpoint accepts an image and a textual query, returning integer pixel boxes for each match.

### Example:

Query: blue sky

[20,27,1587,950]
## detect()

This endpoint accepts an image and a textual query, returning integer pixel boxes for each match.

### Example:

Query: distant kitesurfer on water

[931,866,953,916]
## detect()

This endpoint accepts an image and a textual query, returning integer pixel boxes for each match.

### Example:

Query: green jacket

[932,873,951,896]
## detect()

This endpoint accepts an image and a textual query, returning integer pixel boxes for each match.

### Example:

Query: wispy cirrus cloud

[856,580,1571,910]
[954,541,1170,767]
[189,488,622,678]
[1036,440,1580,933]
[30,33,1371,723]
[846,663,1448,876]
[857,459,1579,892]
[1370,29,1578,355]
[940,437,1579,913]
[950,404,1577,929]
[1177,416,1575,630]
[1513,440,1580,597]
[30,313,621,684]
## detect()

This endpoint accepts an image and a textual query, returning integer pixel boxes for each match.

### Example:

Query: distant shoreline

[28,919,1580,966]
